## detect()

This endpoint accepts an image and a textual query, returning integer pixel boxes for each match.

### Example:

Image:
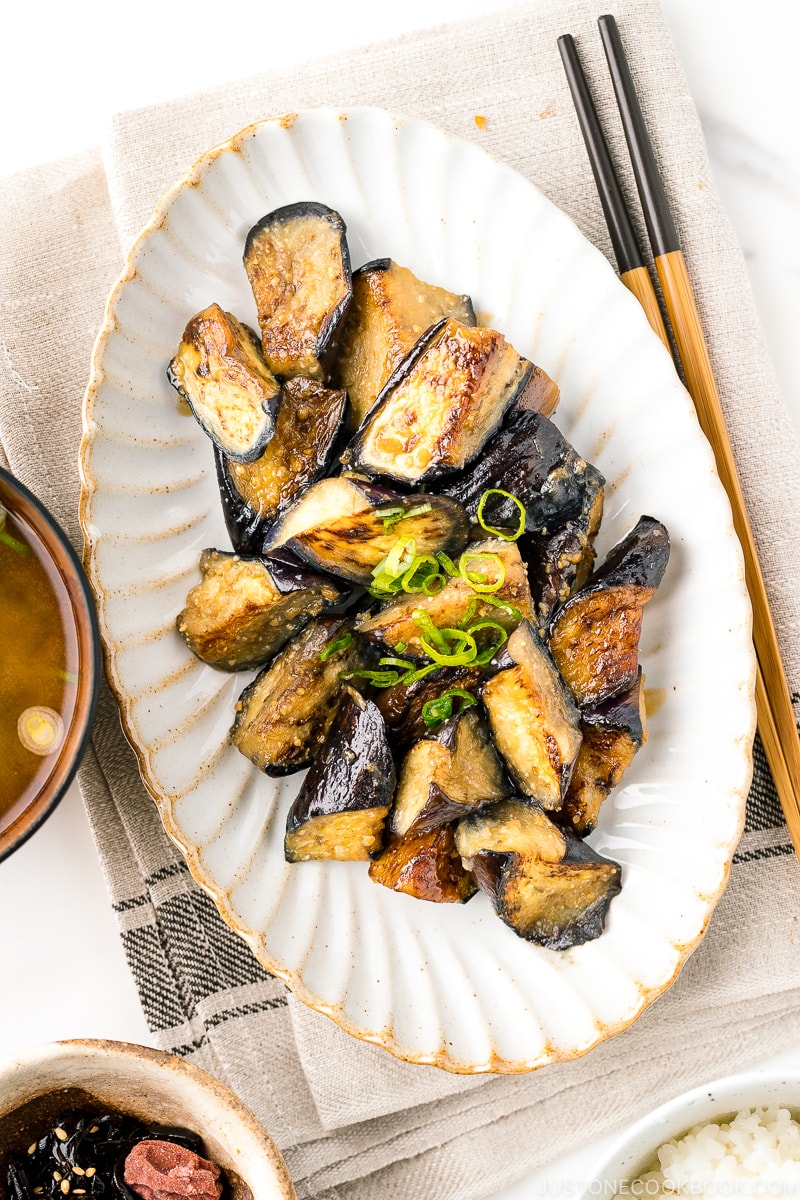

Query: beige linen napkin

[3,2,800,1197]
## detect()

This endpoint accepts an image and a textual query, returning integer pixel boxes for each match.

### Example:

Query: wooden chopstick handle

[656,248,800,831]
[620,266,670,349]
[755,661,800,855]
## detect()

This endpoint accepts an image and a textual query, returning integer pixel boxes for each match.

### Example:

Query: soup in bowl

[0,467,100,861]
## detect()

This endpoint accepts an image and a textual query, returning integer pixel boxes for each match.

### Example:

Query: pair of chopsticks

[558,15,800,859]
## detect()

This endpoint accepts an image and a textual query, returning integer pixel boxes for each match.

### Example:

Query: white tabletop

[2,1,799,1194]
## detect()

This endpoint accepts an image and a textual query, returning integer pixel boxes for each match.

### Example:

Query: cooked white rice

[629,1107,800,1195]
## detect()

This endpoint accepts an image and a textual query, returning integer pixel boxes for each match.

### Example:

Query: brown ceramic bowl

[0,1039,295,1198]
[0,467,100,862]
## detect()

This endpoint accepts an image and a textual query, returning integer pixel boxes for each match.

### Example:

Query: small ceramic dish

[585,1069,800,1195]
[0,1038,295,1198]
[0,467,100,863]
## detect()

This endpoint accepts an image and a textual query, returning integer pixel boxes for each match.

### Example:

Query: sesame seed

[84,1169,96,1179]
[61,1180,70,1194]
[89,1126,98,1134]
[74,1192,87,1196]
[73,1167,85,1176]
[55,1127,68,1141]
[34,1190,43,1195]
[54,1172,62,1182]
[28,1142,37,1155]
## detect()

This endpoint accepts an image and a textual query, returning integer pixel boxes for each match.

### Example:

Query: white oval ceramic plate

[79,107,755,1073]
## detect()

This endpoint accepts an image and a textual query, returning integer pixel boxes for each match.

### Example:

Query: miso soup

[0,503,79,828]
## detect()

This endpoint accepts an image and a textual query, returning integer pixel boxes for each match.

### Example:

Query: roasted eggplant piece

[520,461,605,628]
[516,363,561,417]
[369,823,477,903]
[355,538,534,656]
[463,831,621,949]
[548,516,670,707]
[342,318,533,484]
[391,709,508,836]
[262,475,468,584]
[167,304,280,462]
[243,202,352,380]
[332,258,476,428]
[455,796,567,864]
[231,617,371,774]
[215,376,348,555]
[176,549,340,671]
[481,620,582,810]
[560,672,647,836]
[376,663,485,751]
[284,686,394,861]
[440,409,604,536]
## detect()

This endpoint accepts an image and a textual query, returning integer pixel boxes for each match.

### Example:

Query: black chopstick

[566,13,800,857]
[557,31,669,348]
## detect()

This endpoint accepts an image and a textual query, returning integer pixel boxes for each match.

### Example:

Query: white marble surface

[1,0,799,1195]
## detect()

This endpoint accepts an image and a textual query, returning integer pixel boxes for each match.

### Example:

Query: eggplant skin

[548,516,670,707]
[466,838,622,949]
[355,537,534,657]
[376,664,485,752]
[243,202,352,380]
[342,318,533,484]
[455,796,567,864]
[176,549,338,671]
[481,621,582,810]
[390,709,509,837]
[167,304,280,462]
[231,617,371,775]
[560,672,647,836]
[265,475,468,585]
[332,258,476,429]
[215,377,348,555]
[369,824,477,903]
[521,462,605,629]
[284,686,395,862]
[440,409,604,536]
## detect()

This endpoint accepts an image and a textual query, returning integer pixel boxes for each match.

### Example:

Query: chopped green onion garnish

[412,609,449,654]
[395,642,407,654]
[378,656,417,672]
[422,572,446,595]
[0,504,28,555]
[459,550,505,593]
[421,689,477,729]
[399,663,440,686]
[436,551,459,577]
[419,628,478,667]
[465,619,508,665]
[401,554,440,593]
[319,632,353,662]
[477,488,526,541]
[341,668,400,688]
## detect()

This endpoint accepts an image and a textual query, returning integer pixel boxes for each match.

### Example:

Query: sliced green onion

[340,668,400,688]
[0,505,28,555]
[459,550,505,593]
[477,487,526,541]
[412,609,449,654]
[399,663,440,686]
[436,551,459,577]
[465,620,508,665]
[401,554,440,593]
[378,656,417,672]
[419,628,478,667]
[421,689,477,729]
[460,591,523,624]
[319,632,353,662]
[395,642,408,654]
[422,572,446,595]
[399,502,433,521]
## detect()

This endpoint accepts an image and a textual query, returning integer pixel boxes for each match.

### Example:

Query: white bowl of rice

[585,1071,800,1196]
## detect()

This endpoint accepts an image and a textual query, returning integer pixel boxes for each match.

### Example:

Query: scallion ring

[477,488,526,541]
[458,550,505,593]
